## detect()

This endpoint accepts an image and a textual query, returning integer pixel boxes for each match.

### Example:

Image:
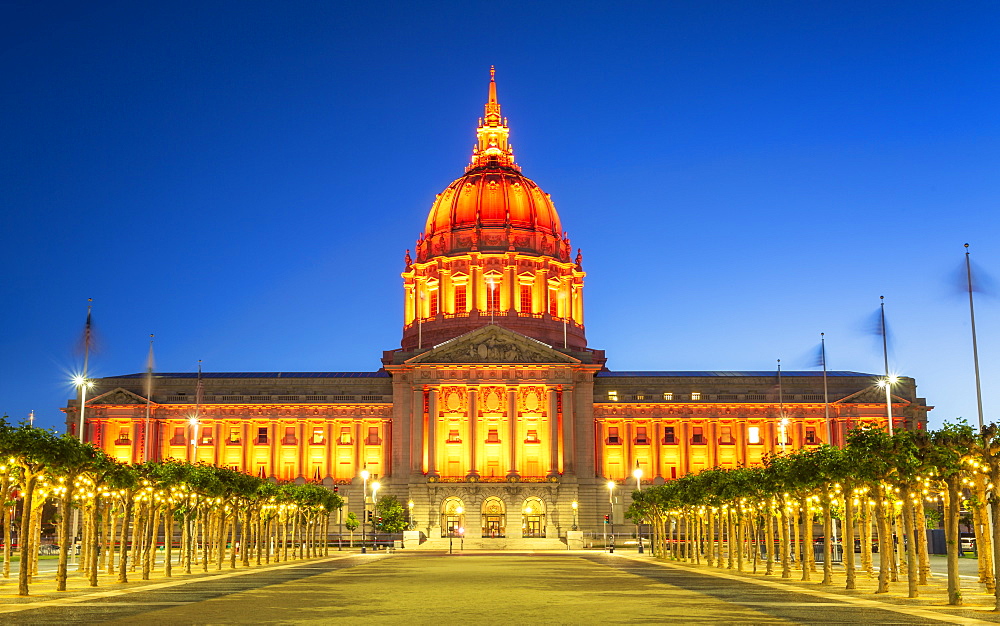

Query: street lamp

[360,469,370,553]
[607,480,616,553]
[571,500,578,531]
[633,465,644,554]
[189,416,200,463]
[877,375,899,435]
[371,481,381,550]
[72,375,94,443]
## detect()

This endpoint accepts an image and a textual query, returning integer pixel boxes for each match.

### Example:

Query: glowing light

[360,469,370,480]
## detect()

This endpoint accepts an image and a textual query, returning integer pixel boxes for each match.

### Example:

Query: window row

[443,428,541,444]
[159,425,383,447]
[604,425,821,446]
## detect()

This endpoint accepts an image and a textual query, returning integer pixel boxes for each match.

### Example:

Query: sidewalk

[0,550,364,610]
[620,550,1000,624]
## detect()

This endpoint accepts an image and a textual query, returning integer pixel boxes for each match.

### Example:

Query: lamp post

[371,481,381,550]
[360,469,369,553]
[404,499,414,549]
[878,375,899,435]
[633,465,644,553]
[571,500,578,531]
[607,480,616,553]
[189,416,200,463]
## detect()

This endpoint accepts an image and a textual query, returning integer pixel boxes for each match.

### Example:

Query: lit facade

[64,70,930,545]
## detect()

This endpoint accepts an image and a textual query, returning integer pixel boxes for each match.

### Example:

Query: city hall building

[64,70,929,546]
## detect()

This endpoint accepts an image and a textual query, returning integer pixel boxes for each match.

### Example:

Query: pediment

[88,387,154,406]
[834,386,909,406]
[407,325,580,364]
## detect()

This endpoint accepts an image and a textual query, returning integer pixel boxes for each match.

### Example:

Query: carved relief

[479,386,506,415]
[440,386,468,415]
[517,386,546,415]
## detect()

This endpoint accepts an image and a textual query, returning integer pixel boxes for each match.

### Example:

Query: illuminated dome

[401,68,586,353]
[415,67,571,263]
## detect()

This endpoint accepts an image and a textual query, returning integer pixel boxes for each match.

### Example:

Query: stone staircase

[410,536,567,551]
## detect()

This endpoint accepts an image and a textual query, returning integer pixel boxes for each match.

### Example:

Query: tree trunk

[901,486,918,598]
[118,494,134,583]
[821,498,833,585]
[844,487,856,590]
[56,482,76,591]
[88,496,102,587]
[916,500,930,585]
[17,472,39,596]
[944,475,962,605]
[780,501,791,578]
[874,485,891,593]
[974,477,995,591]
[989,466,1000,612]
[800,497,811,582]
[765,505,775,576]
[861,496,873,574]
[164,506,173,577]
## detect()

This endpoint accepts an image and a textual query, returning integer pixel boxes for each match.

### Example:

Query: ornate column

[547,387,559,477]
[468,387,479,478]
[413,388,425,474]
[325,422,334,479]
[428,389,438,477]
[624,421,633,480]
[353,419,362,472]
[680,422,691,476]
[653,422,662,480]
[297,421,307,479]
[561,388,575,475]
[507,386,518,478]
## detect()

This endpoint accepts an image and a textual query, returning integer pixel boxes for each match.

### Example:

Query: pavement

[2,549,1000,624]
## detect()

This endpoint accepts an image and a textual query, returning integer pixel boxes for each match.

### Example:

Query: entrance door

[523,515,544,538]
[445,515,463,537]
[483,515,505,538]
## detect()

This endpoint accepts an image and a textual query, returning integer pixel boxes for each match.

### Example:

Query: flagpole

[144,334,154,462]
[880,296,894,435]
[777,359,787,453]
[965,244,986,432]
[76,298,93,443]
[192,360,203,463]
[821,333,831,445]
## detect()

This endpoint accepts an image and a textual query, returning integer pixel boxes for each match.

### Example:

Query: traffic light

[604,515,610,524]
[333,485,339,494]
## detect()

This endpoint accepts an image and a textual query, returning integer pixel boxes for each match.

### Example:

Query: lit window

[312,428,324,444]
[429,290,439,316]
[691,392,701,401]
[447,429,461,443]
[805,427,818,444]
[228,428,241,444]
[635,426,649,445]
[663,392,673,401]
[548,289,559,316]
[747,426,761,444]
[256,427,269,445]
[338,427,352,444]
[720,426,734,445]
[520,284,532,312]
[486,277,501,311]
[454,285,467,313]
[607,427,621,445]
[663,427,676,444]
[692,427,705,444]
[486,428,500,443]
[608,391,619,402]
[635,394,645,401]
[525,429,539,443]
[117,426,131,443]
[200,426,213,445]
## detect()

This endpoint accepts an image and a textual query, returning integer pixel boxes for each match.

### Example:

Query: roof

[596,371,875,378]
[109,371,389,379]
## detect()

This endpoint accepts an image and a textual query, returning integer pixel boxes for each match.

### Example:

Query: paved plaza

[5,551,1000,624]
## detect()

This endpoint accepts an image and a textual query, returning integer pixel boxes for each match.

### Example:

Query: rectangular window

[805,427,818,444]
[486,277,501,311]
[720,426,734,445]
[312,427,324,444]
[117,426,131,443]
[339,427,352,444]
[454,285,467,313]
[607,426,621,445]
[607,390,619,402]
[747,426,761,444]
[200,426,214,445]
[256,427,269,445]
[446,429,461,443]
[228,428,241,444]
[525,429,539,443]
[429,290,439,316]
[691,392,702,401]
[548,289,558,316]
[282,427,297,445]
[635,426,649,445]
[663,426,676,444]
[170,427,185,445]
[486,428,500,443]
[366,426,381,445]
[519,284,532,312]
[692,427,705,444]
[663,392,673,401]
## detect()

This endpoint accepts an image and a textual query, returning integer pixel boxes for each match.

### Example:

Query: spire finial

[487,65,498,107]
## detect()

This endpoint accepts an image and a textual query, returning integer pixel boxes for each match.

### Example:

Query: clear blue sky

[2,1,998,432]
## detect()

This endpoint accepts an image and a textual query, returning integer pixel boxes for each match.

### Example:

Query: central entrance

[522,496,546,538]
[440,496,466,537]
[481,496,506,538]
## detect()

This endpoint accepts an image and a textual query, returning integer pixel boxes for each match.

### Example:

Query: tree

[344,511,360,547]
[374,495,407,534]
